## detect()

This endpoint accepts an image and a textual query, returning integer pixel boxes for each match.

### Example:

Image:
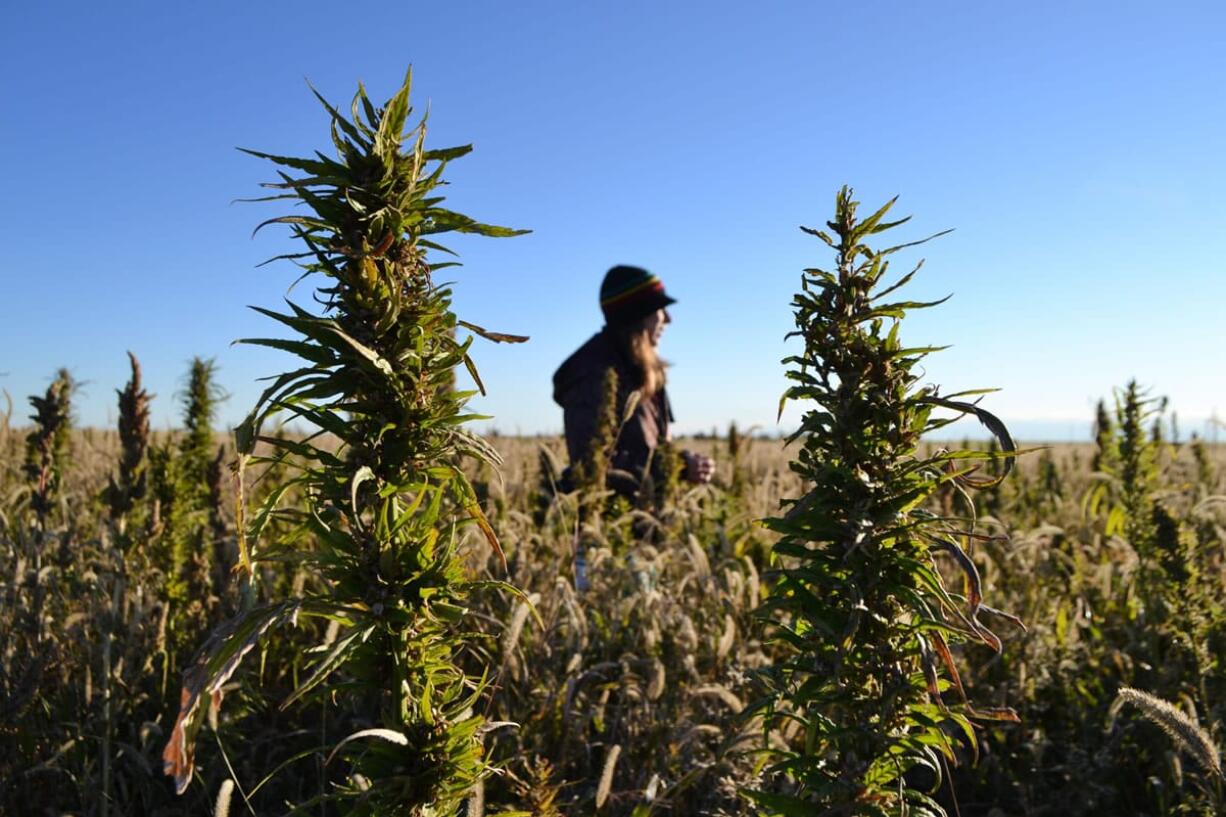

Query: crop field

[4,71,1226,817]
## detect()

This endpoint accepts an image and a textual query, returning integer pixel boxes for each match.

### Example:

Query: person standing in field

[553,264,715,498]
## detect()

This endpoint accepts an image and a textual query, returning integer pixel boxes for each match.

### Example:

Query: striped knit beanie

[599,265,677,325]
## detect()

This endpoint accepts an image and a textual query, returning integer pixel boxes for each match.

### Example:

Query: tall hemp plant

[751,188,1021,815]
[104,352,152,537]
[25,368,75,531]
[159,357,226,659]
[178,357,224,494]
[161,69,528,814]
[1083,381,1163,553]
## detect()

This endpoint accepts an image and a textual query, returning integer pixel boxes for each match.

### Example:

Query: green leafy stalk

[572,366,620,505]
[1084,381,1165,551]
[161,69,528,814]
[24,368,75,528]
[750,188,1021,816]
[155,357,227,656]
[179,357,224,491]
[1116,381,1161,550]
[1092,397,1115,473]
[727,420,749,498]
[105,352,152,532]
[650,438,684,512]
[1191,432,1217,495]
[20,369,75,650]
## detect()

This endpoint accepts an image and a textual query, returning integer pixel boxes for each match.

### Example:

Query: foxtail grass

[1112,687,1221,778]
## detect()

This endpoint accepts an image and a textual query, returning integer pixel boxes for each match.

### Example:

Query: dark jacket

[552,330,674,489]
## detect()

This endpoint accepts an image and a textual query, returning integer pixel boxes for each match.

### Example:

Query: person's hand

[683,450,715,484]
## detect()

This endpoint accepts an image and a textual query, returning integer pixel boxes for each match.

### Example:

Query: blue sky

[2,1,1223,440]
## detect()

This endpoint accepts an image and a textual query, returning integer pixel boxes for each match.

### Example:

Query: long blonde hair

[610,320,666,398]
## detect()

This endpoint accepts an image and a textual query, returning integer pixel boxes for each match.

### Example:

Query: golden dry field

[4,412,1226,816]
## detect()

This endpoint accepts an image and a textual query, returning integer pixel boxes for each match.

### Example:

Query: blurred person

[553,264,715,498]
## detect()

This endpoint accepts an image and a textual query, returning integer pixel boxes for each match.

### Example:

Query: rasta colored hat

[599,265,677,325]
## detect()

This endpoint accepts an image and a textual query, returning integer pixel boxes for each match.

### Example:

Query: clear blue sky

[3,1,1224,440]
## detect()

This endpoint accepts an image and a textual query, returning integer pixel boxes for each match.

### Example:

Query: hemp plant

[104,352,152,535]
[24,368,75,530]
[1092,397,1115,473]
[1115,381,1162,549]
[1084,381,1163,550]
[20,368,75,647]
[178,357,224,493]
[156,357,226,658]
[161,69,527,815]
[571,367,621,501]
[750,188,1021,816]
